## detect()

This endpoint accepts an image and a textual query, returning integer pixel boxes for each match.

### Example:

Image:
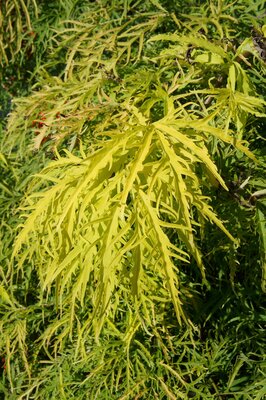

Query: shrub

[1,1,265,398]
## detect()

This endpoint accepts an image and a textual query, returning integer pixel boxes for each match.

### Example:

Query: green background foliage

[0,0,265,398]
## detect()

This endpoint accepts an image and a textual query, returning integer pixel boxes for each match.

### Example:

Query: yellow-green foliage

[9,10,264,339]
[1,1,266,398]
[0,0,38,66]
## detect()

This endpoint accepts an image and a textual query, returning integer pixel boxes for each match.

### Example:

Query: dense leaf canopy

[0,1,265,398]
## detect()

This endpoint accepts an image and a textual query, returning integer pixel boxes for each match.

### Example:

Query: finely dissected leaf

[148,33,228,58]
[139,190,186,324]
[120,127,153,209]
[154,121,227,190]
[155,130,204,270]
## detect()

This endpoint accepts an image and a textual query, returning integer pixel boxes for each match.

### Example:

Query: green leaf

[194,52,224,64]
